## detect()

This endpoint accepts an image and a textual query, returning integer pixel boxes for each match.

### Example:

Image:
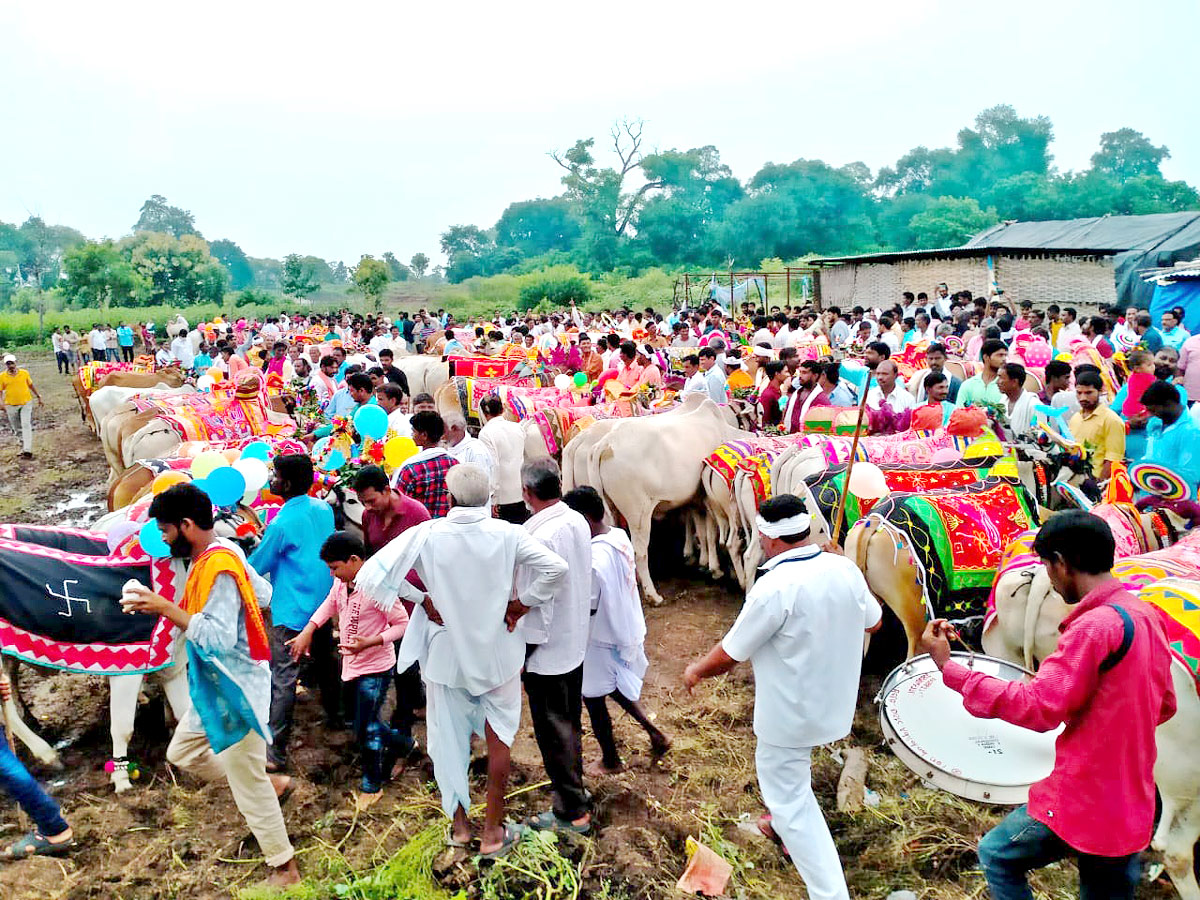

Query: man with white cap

[684,494,882,900]
[0,354,42,459]
[354,463,568,859]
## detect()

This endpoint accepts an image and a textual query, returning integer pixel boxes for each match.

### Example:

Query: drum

[877,652,1061,805]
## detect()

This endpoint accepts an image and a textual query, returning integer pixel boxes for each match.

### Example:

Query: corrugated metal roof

[810,246,1114,266]
[963,212,1200,253]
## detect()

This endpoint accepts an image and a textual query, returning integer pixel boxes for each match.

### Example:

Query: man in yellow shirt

[1,354,43,458]
[1067,370,1124,480]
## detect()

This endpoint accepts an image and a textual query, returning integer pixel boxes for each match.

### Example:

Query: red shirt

[758,382,783,427]
[943,580,1177,855]
[360,490,430,557]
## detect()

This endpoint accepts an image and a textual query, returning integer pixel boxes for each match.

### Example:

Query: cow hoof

[112,772,133,793]
[646,594,666,608]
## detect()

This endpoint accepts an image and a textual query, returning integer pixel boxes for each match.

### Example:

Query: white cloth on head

[582,529,648,699]
[356,505,567,694]
[721,544,880,748]
[756,513,811,539]
[479,416,527,506]
[425,675,521,818]
[757,741,849,900]
[518,502,593,676]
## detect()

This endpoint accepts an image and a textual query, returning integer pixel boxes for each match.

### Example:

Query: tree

[62,240,143,309]
[635,146,743,264]
[382,251,411,281]
[905,196,999,248]
[209,238,255,290]
[330,260,350,283]
[248,257,283,289]
[352,254,390,313]
[494,198,581,257]
[281,253,319,301]
[122,232,228,305]
[132,194,201,238]
[1090,128,1170,180]
[410,252,430,278]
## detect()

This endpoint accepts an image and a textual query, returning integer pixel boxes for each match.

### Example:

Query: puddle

[48,491,101,529]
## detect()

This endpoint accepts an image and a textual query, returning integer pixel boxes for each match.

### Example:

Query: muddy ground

[0,352,1179,899]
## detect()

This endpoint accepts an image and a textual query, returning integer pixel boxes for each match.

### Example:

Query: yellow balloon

[190,450,227,479]
[963,440,1004,460]
[152,471,189,495]
[384,436,418,468]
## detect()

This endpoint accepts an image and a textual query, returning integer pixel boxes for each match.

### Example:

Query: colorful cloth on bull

[1138,580,1200,683]
[79,360,154,392]
[449,356,522,379]
[133,393,291,443]
[809,463,988,544]
[703,436,803,490]
[804,427,998,469]
[870,478,1038,618]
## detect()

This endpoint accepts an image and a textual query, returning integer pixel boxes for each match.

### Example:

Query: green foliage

[905,196,1000,248]
[282,253,320,301]
[382,251,411,281]
[352,254,391,313]
[1091,128,1169,180]
[410,252,430,278]
[62,240,143,308]
[518,272,592,312]
[477,829,585,899]
[210,238,255,289]
[133,194,201,238]
[234,288,277,307]
[123,231,229,305]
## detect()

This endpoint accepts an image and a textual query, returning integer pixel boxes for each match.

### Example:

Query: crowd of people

[0,286,1189,900]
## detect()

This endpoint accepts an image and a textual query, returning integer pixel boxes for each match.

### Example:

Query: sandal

[445,826,473,849]
[3,831,75,860]
[523,809,592,835]
[757,813,791,860]
[478,822,525,860]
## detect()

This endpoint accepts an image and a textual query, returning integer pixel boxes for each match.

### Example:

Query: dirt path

[0,352,1176,899]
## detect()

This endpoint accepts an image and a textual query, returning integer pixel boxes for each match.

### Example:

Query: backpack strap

[1099,604,1135,674]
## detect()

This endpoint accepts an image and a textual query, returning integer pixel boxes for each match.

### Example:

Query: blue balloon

[838,363,870,388]
[202,466,248,507]
[240,441,271,461]
[325,449,346,470]
[139,519,171,558]
[313,436,331,457]
[354,404,389,441]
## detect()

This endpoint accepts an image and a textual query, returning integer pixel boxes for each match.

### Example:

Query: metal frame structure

[672,268,821,310]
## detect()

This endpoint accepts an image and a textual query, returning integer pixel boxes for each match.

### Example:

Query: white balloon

[553,373,572,390]
[847,462,890,499]
[196,374,214,392]
[233,457,270,493]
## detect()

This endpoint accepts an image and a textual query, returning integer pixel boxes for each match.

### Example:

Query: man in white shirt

[357,464,567,858]
[170,331,195,370]
[88,325,108,364]
[997,362,1039,441]
[517,459,595,835]
[684,495,882,900]
[866,361,916,414]
[680,354,707,396]
[374,383,412,437]
[478,396,528,524]
[1054,307,1082,353]
[699,347,727,404]
[444,413,495,476]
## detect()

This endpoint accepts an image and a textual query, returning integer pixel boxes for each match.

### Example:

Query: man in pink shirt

[920,510,1177,900]
[288,532,414,809]
[1176,331,1200,404]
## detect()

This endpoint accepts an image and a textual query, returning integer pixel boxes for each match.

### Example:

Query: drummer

[684,495,882,900]
[919,510,1176,900]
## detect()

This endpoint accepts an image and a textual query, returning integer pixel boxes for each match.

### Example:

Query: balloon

[554,374,572,390]
[202,466,248,507]
[324,449,346,470]
[313,436,331,457]
[929,447,963,465]
[384,436,418,468]
[106,519,141,552]
[963,440,1004,461]
[240,441,271,462]
[838,362,870,388]
[847,462,890,499]
[208,369,224,382]
[233,457,270,493]
[138,519,171,558]
[151,471,189,495]
[354,405,389,441]
[196,375,214,392]
[190,451,227,479]
[573,371,587,387]
[222,448,241,464]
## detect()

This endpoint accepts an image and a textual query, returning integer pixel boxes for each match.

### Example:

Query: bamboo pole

[830,367,874,546]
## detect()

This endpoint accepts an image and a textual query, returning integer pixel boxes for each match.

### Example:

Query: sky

[2,0,1198,266]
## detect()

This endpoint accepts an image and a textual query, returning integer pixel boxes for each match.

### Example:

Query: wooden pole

[831,367,874,546]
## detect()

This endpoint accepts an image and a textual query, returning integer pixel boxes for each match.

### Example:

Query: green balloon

[573,371,587,387]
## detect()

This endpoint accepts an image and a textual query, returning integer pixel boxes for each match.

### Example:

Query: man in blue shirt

[116,322,135,363]
[1140,380,1200,500]
[248,453,339,770]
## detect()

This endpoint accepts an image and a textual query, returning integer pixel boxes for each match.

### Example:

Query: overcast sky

[3,0,1197,265]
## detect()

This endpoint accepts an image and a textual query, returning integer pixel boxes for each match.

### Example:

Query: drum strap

[1099,604,1135,674]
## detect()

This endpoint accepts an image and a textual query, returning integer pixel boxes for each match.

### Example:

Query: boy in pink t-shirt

[287,532,412,805]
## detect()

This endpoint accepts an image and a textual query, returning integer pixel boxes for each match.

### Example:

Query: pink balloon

[930,447,963,465]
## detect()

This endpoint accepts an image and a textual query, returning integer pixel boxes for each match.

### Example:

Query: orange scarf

[183,545,271,661]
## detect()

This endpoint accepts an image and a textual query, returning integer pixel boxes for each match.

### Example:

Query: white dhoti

[755,741,848,900]
[425,675,522,818]
[582,641,648,700]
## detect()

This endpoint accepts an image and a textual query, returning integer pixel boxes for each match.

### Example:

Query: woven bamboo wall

[818,254,1116,311]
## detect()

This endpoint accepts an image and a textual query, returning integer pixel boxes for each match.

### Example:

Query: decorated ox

[586,395,747,606]
[396,357,449,398]
[844,477,1040,658]
[984,532,1200,900]
[89,383,194,436]
[73,366,185,429]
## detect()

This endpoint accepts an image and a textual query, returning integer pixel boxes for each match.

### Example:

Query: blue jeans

[978,806,1140,900]
[352,672,413,793]
[0,724,68,836]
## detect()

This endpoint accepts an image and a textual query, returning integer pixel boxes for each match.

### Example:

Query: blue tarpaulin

[1150,280,1200,335]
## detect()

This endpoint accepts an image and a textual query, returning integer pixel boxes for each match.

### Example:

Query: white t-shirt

[479,416,527,506]
[387,408,412,438]
[867,385,916,413]
[1006,390,1039,438]
[89,329,107,352]
[722,544,881,747]
[517,502,593,676]
[682,371,707,395]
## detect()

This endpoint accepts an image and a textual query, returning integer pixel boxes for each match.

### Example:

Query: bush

[234,288,277,307]
[518,274,593,312]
